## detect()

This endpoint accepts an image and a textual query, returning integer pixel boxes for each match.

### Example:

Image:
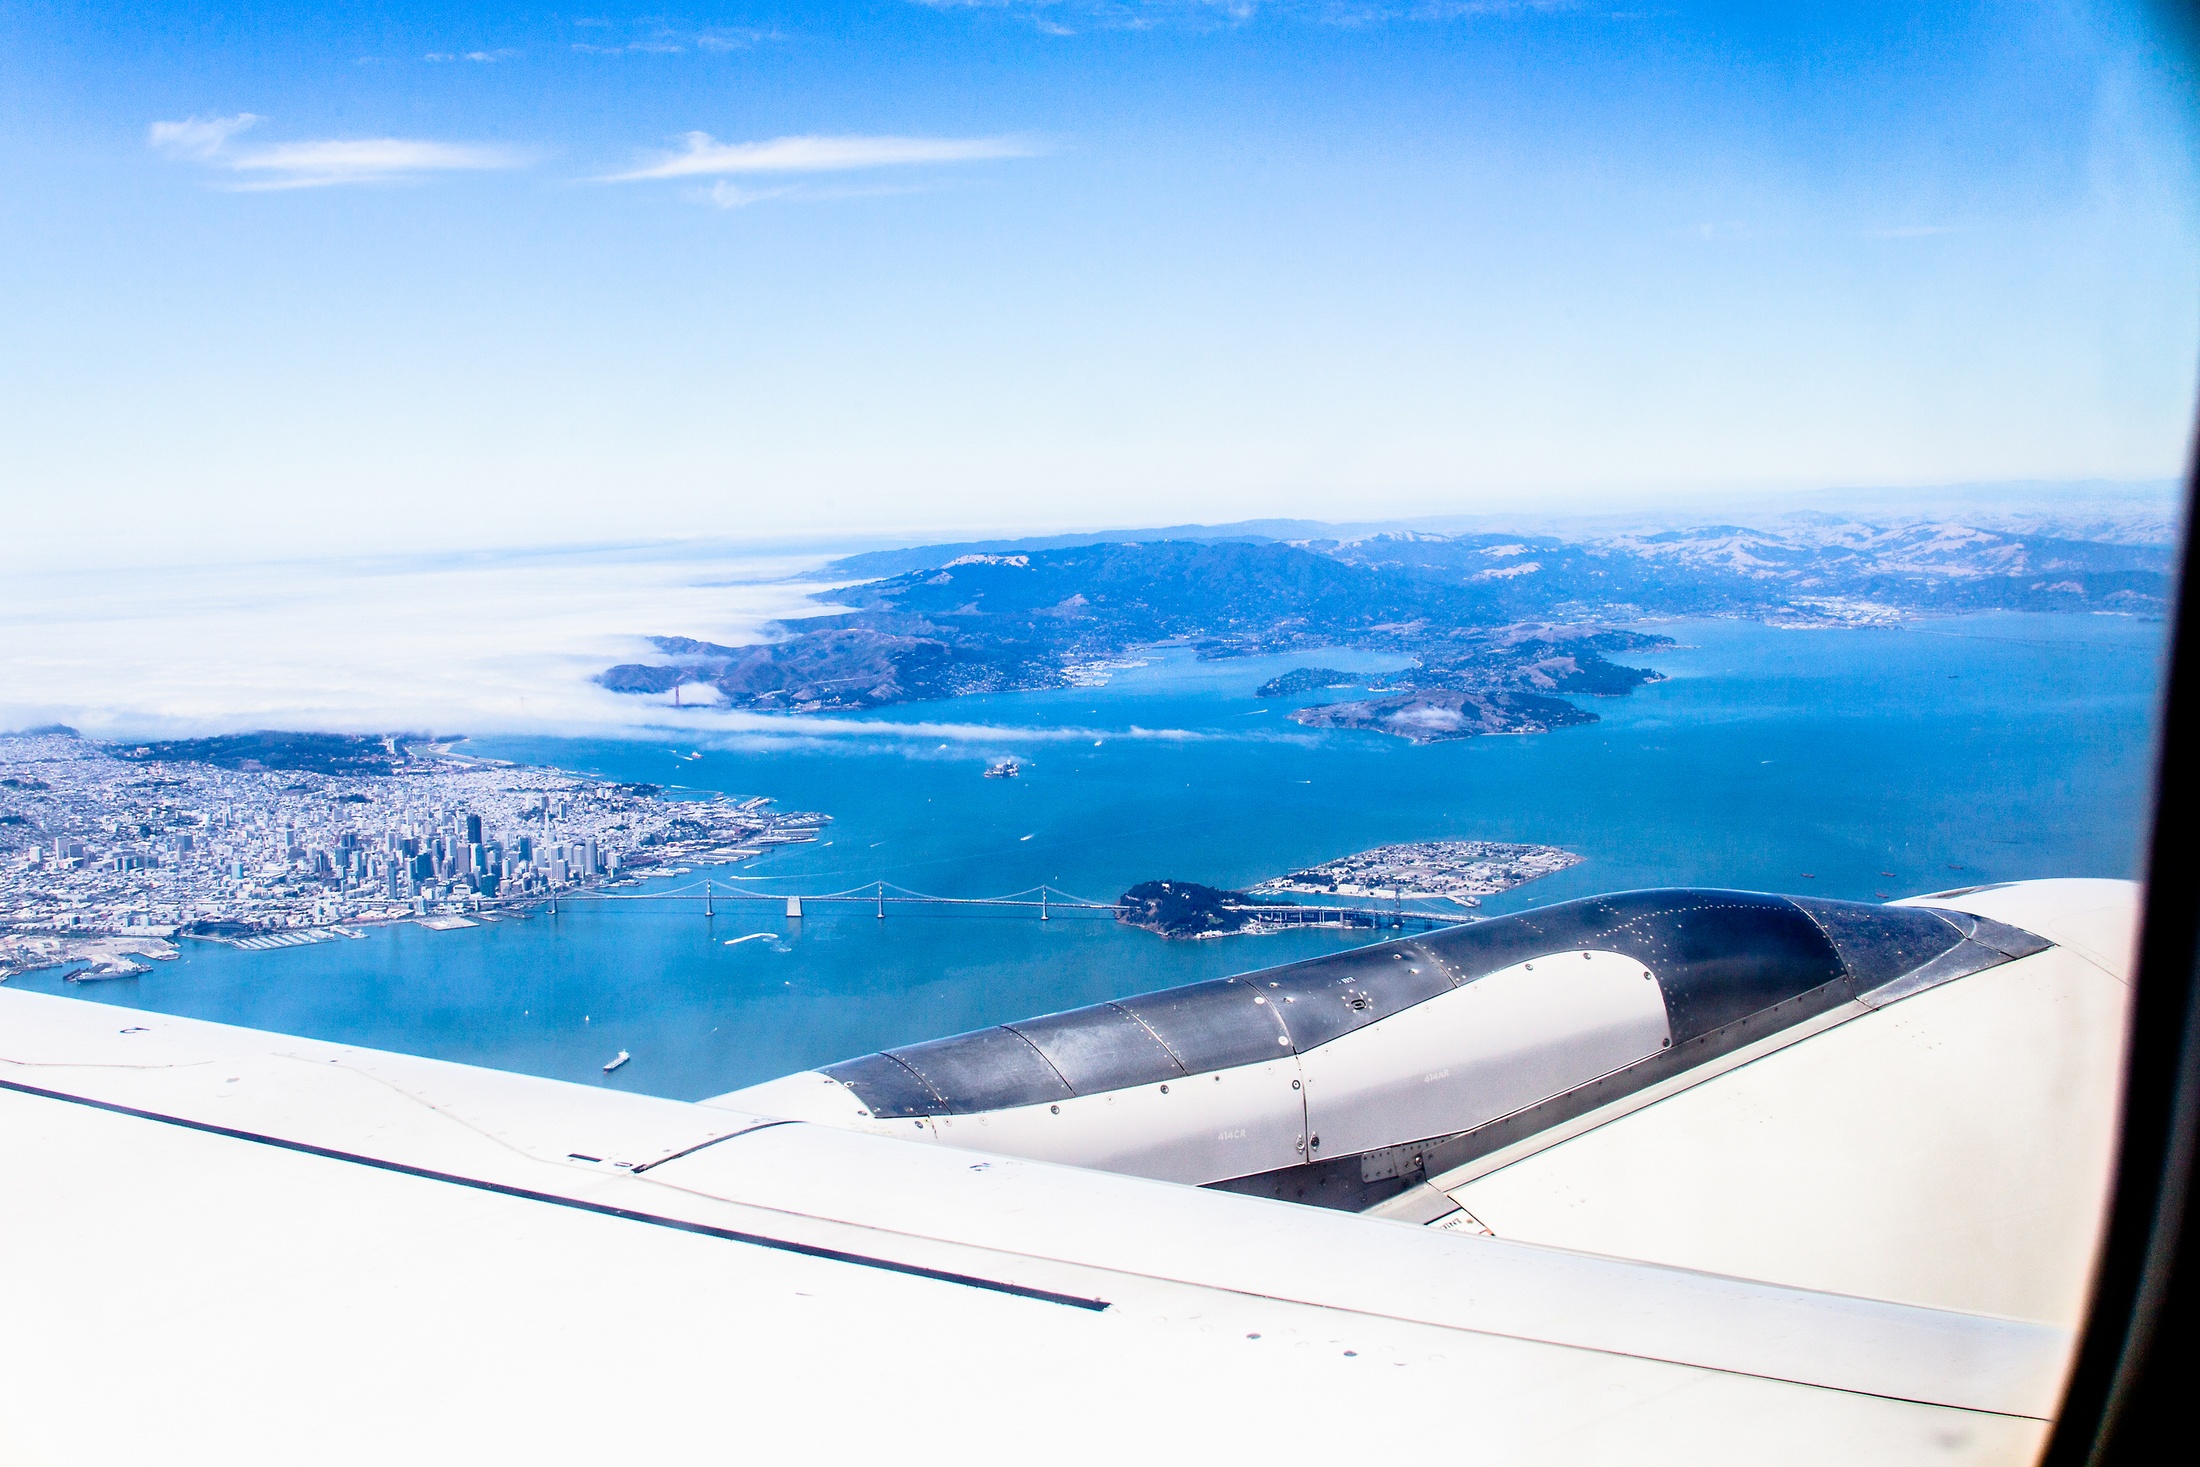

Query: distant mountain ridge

[599,513,2172,741]
[814,479,2179,579]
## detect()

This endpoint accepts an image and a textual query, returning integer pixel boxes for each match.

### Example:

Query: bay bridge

[552,879,1469,932]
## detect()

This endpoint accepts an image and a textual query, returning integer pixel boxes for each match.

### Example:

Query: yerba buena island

[0,728,826,979]
[1117,841,1581,939]
[1251,840,1583,901]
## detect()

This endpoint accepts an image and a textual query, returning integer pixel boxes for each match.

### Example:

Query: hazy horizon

[2,478,2182,744]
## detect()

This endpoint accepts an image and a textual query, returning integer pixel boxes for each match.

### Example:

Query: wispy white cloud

[425,49,519,63]
[695,27,773,52]
[905,0,1568,30]
[609,132,1040,183]
[147,113,263,160]
[1404,1,1576,16]
[148,113,529,190]
[573,39,685,54]
[570,22,774,55]
[909,0,1252,30]
[224,139,526,191]
[705,179,941,209]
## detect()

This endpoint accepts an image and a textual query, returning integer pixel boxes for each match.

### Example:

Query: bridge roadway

[555,880,1465,932]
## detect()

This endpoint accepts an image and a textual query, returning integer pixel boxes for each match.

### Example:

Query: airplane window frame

[2042,414,2200,1463]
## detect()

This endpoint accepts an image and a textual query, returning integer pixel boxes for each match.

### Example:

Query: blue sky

[2,2,2195,562]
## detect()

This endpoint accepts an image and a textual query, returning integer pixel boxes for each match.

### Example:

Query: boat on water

[603,1051,630,1073]
[984,758,1021,779]
[65,965,145,983]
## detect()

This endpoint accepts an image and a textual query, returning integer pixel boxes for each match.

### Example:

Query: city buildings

[0,731,827,977]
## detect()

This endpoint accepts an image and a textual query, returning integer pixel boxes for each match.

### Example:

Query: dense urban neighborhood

[0,728,825,978]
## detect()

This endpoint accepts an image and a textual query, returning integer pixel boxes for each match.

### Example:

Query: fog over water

[0,544,835,740]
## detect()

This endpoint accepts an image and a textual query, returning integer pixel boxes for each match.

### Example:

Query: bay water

[15,612,2163,1100]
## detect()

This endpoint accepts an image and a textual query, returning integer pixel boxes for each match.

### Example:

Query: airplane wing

[0,877,2127,1465]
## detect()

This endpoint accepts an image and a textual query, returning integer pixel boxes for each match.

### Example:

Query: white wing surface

[3,877,2129,1465]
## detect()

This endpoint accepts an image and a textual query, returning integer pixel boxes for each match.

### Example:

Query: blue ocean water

[16,613,2164,1100]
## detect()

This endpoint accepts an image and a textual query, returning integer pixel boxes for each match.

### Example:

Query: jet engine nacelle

[708,888,2048,1211]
